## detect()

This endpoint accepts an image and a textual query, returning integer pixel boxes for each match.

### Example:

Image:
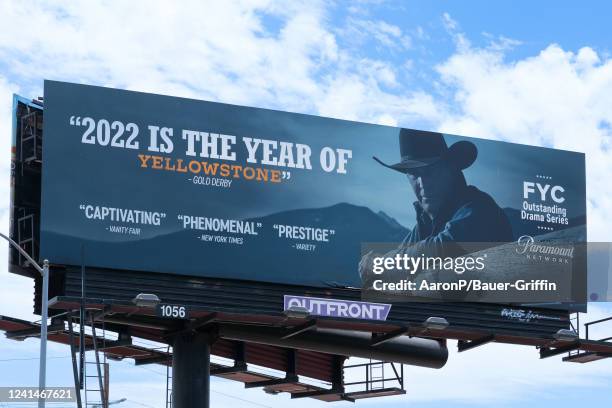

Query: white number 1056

[160,305,186,318]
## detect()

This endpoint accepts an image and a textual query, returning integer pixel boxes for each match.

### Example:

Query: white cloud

[342,17,412,51]
[442,12,458,31]
[0,0,431,127]
[434,28,612,241]
[0,1,329,106]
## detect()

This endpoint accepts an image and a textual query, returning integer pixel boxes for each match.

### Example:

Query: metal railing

[584,316,612,342]
[343,360,404,392]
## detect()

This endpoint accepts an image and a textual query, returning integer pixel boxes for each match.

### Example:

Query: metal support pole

[0,233,48,408]
[103,363,110,408]
[172,332,211,408]
[38,259,49,408]
[79,246,86,390]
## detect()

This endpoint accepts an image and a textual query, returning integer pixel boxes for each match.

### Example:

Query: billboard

[40,81,587,295]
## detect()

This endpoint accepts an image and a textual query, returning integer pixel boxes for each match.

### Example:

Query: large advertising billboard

[40,81,587,299]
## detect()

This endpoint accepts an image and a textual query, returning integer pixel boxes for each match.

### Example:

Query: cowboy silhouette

[360,129,512,282]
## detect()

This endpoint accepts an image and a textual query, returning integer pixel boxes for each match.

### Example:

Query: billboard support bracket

[371,327,410,347]
[457,334,495,352]
[210,362,247,375]
[210,341,249,374]
[282,320,317,339]
[244,375,299,389]
[164,313,217,340]
[290,388,353,402]
[539,341,580,359]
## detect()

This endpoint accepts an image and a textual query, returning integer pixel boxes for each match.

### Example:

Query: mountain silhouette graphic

[41,203,586,287]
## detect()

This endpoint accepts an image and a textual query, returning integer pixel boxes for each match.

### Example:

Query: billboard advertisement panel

[40,81,587,297]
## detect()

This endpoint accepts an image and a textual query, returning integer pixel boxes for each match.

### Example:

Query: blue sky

[380,1,611,55]
[352,1,611,59]
[0,1,611,407]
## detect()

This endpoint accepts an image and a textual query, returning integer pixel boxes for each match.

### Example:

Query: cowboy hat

[373,128,477,173]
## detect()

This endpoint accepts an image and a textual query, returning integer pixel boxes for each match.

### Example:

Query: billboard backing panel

[40,81,587,291]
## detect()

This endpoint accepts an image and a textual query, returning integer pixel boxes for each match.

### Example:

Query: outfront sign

[40,81,587,290]
[284,295,391,321]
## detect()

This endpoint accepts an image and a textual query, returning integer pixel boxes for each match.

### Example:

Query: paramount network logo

[515,235,574,264]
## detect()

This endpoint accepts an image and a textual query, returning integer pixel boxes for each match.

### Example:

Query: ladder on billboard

[67,311,109,408]
[367,360,385,391]
[16,208,35,268]
[19,110,42,166]
[343,360,405,399]
[83,313,108,408]
[166,345,173,408]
